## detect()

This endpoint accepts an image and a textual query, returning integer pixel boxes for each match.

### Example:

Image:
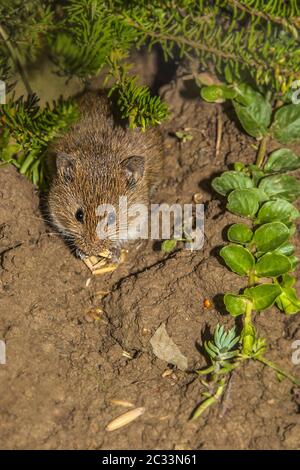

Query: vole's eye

[107,212,116,226]
[75,208,84,223]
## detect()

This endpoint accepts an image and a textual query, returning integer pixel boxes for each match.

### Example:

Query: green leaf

[256,199,299,224]
[244,284,281,311]
[255,253,292,277]
[288,255,299,270]
[224,294,250,316]
[220,245,255,276]
[248,165,265,185]
[259,175,300,202]
[251,222,290,253]
[201,85,237,103]
[276,274,300,314]
[232,84,272,138]
[161,239,177,253]
[275,243,295,257]
[234,162,245,172]
[264,149,300,173]
[227,224,253,244]
[271,103,300,144]
[234,83,265,107]
[276,288,300,314]
[281,274,296,288]
[212,171,254,196]
[252,188,269,202]
[251,337,267,358]
[227,189,261,218]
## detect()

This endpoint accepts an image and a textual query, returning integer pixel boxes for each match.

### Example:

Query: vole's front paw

[75,248,88,260]
[110,246,121,264]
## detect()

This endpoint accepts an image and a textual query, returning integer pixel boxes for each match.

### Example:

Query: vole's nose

[110,246,121,263]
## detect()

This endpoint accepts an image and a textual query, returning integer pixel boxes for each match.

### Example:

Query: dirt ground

[1,61,300,449]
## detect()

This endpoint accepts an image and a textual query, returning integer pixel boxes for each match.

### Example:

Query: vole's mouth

[75,247,115,260]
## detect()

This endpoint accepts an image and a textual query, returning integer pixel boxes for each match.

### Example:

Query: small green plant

[0,94,79,187]
[161,239,178,253]
[174,130,194,143]
[161,227,196,253]
[192,81,300,418]
[161,237,193,253]
[192,325,240,419]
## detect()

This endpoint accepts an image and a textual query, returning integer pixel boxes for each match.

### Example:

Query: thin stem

[241,300,254,356]
[192,378,226,420]
[248,271,256,287]
[0,24,32,95]
[256,135,269,168]
[257,356,300,386]
[244,301,252,325]
[227,0,299,31]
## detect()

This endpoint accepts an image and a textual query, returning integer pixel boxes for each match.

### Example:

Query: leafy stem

[257,356,300,387]
[194,78,300,419]
[192,377,226,420]
[256,135,269,168]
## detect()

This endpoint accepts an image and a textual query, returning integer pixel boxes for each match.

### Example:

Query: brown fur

[48,91,164,258]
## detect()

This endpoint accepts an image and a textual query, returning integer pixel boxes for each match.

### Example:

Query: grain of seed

[193,192,203,203]
[106,407,145,432]
[162,369,173,378]
[92,264,118,275]
[98,249,112,259]
[109,399,135,408]
[122,350,132,359]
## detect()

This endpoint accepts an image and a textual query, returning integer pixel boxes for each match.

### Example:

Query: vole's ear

[56,152,76,181]
[120,156,145,187]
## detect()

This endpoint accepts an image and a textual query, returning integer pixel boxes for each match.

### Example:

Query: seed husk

[98,249,112,259]
[108,399,135,408]
[106,407,145,432]
[92,264,118,275]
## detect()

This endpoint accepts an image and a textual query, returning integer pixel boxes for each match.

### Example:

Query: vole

[48,91,164,262]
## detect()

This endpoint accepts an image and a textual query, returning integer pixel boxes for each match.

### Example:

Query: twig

[218,371,235,418]
[255,135,268,168]
[215,106,223,159]
[227,0,299,34]
[0,24,32,95]
[122,16,297,83]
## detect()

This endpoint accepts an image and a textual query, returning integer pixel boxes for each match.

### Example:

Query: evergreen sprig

[107,53,169,129]
[0,94,79,187]
[49,0,121,77]
[46,0,300,98]
[1,0,300,181]
[0,0,53,63]
[116,0,300,93]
